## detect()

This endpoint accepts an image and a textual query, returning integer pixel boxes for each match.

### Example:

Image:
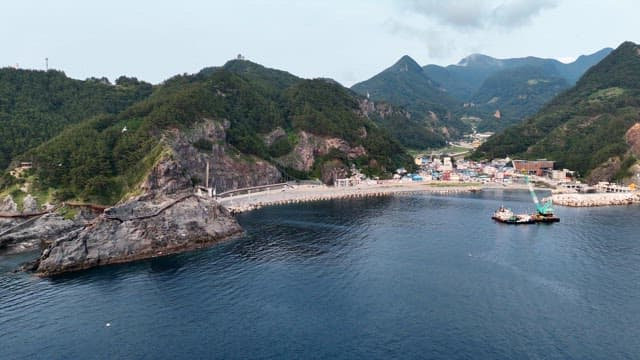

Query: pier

[216,182,480,214]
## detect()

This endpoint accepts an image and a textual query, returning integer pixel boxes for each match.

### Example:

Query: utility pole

[45,57,48,71]
[205,161,210,189]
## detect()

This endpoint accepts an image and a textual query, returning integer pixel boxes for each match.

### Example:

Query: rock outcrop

[22,195,38,213]
[626,122,640,157]
[278,131,367,172]
[173,119,281,192]
[28,149,244,276]
[1,195,18,213]
[0,213,81,254]
[32,193,242,276]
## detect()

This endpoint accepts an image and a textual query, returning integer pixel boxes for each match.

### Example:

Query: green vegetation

[2,59,415,205]
[0,69,152,171]
[464,65,570,132]
[473,42,640,180]
[56,205,78,220]
[351,55,468,144]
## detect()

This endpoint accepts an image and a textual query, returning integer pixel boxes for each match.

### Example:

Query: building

[512,160,554,176]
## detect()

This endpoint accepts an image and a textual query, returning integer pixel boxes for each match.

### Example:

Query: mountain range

[352,48,612,135]
[1,61,415,205]
[473,41,640,182]
[1,41,638,207]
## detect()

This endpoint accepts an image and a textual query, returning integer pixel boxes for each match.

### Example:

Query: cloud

[388,0,559,59]
[490,0,558,27]
[386,20,456,58]
[395,0,559,30]
[396,0,486,29]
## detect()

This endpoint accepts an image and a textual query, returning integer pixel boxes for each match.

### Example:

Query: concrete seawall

[217,183,480,214]
[551,192,640,207]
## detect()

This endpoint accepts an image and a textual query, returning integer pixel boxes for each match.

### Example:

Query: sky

[1,0,638,86]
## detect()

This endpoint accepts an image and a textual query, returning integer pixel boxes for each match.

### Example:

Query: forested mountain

[0,69,153,170]
[3,60,414,204]
[465,65,570,132]
[473,41,640,183]
[352,49,611,139]
[424,48,612,101]
[351,56,470,144]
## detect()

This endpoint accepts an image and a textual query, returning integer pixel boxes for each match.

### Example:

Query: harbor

[216,181,480,214]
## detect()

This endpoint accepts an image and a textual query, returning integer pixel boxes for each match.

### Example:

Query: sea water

[1,190,639,359]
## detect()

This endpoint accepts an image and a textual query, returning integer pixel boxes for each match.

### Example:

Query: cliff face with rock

[276,131,367,172]
[170,119,282,193]
[1,214,82,254]
[30,154,243,276]
[33,194,241,276]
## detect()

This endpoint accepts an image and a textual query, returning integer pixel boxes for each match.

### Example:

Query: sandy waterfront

[216,181,481,213]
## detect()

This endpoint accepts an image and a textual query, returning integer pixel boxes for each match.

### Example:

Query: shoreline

[217,182,482,214]
[217,181,640,213]
[551,192,640,207]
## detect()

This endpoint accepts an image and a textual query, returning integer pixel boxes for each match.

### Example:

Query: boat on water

[491,176,560,224]
[531,212,560,223]
[492,206,535,224]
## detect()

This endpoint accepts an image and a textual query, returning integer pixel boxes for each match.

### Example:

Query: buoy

[106,322,111,327]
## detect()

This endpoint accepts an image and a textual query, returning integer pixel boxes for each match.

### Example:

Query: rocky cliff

[32,192,241,276]
[1,213,81,254]
[276,130,366,173]
[172,119,282,192]
[29,151,243,275]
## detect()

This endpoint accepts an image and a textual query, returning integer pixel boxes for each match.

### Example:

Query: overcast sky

[1,0,637,86]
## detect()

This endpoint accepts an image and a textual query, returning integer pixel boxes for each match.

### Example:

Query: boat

[491,176,560,224]
[531,212,560,223]
[492,205,535,224]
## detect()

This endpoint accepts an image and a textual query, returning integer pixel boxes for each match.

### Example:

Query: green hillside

[0,69,153,170]
[466,65,570,132]
[353,49,610,139]
[473,41,640,181]
[351,55,469,144]
[424,49,611,101]
[7,60,412,204]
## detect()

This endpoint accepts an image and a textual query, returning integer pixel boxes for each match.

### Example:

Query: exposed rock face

[279,131,367,172]
[1,196,18,213]
[173,119,281,192]
[625,122,640,157]
[29,150,244,275]
[587,157,621,184]
[320,160,349,184]
[0,214,81,254]
[34,194,242,276]
[263,127,287,146]
[22,195,38,213]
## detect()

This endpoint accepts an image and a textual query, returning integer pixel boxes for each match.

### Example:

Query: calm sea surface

[1,190,639,359]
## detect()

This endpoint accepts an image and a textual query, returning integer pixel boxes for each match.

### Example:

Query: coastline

[551,192,640,207]
[217,181,640,213]
[217,182,482,214]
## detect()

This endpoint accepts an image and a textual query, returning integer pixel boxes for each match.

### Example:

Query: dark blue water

[2,190,640,359]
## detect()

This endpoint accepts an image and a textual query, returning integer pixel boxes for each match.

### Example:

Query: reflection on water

[1,190,640,359]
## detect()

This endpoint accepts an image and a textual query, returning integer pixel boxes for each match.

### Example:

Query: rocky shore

[7,177,639,276]
[29,194,242,276]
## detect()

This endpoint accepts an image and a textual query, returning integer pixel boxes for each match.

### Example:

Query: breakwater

[218,184,480,214]
[551,192,640,207]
